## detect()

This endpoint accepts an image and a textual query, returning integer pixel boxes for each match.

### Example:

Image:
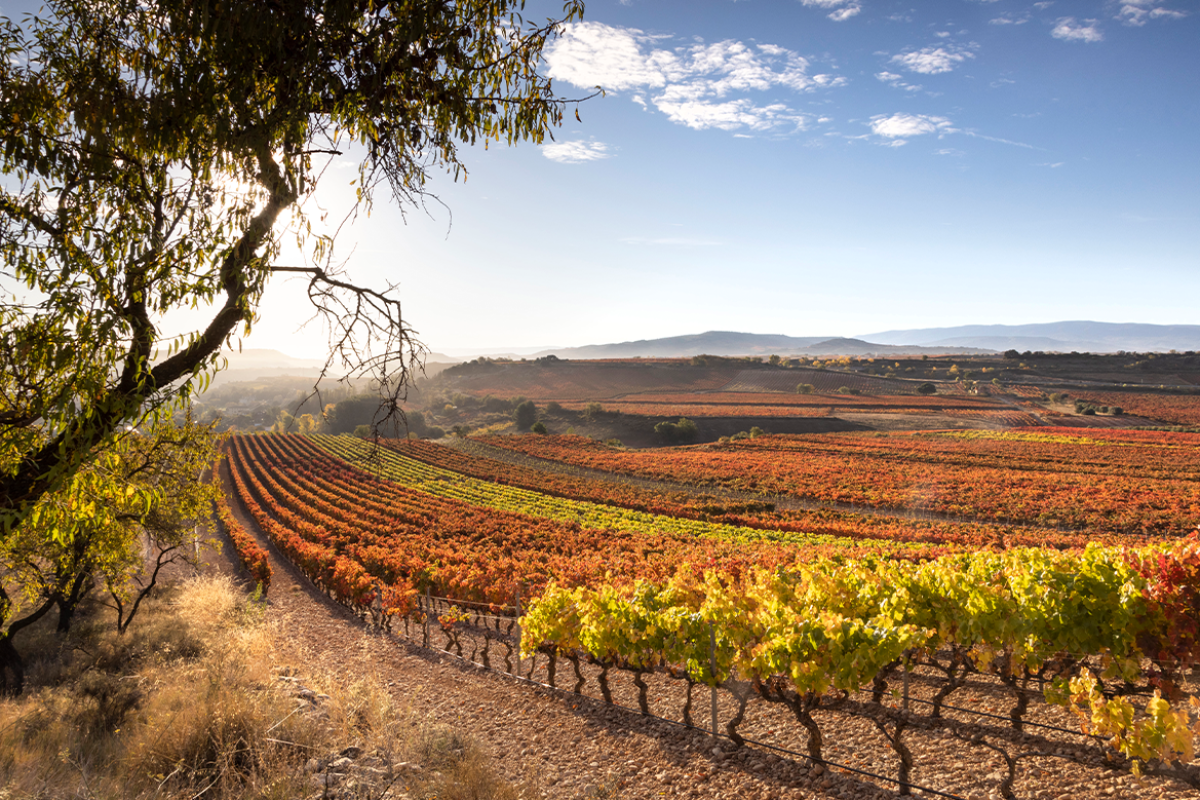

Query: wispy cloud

[542,140,612,164]
[890,44,977,74]
[875,71,923,92]
[963,131,1037,149]
[798,0,862,22]
[1051,18,1104,42]
[1116,1,1187,26]
[865,116,1040,151]
[870,113,956,138]
[546,22,845,133]
[989,13,1029,25]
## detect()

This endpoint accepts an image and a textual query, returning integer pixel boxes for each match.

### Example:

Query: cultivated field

[202,353,1200,799]
[219,421,1200,799]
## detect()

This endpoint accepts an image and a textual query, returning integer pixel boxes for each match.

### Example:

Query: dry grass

[0,576,527,800]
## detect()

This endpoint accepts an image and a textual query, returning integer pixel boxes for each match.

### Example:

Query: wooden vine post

[709,621,720,738]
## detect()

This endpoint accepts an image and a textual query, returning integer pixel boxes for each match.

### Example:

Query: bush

[796,383,815,395]
[530,421,547,434]
[655,417,699,444]
[513,400,538,431]
[916,383,937,396]
[546,401,562,414]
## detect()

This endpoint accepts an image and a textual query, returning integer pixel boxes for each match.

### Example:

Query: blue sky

[352,0,1199,356]
[5,0,1197,357]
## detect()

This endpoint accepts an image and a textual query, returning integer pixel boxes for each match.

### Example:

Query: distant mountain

[529,331,991,360]
[218,348,329,371]
[795,338,993,357]
[857,322,1200,353]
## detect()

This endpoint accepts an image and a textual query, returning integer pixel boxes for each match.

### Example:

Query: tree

[1,417,221,693]
[0,0,589,535]
[796,383,815,395]
[916,383,937,396]
[514,400,538,431]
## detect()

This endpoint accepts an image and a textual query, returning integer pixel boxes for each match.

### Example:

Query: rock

[329,757,354,771]
[340,745,364,760]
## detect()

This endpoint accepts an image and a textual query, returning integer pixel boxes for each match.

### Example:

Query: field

[219,418,1200,797]
[209,354,1200,798]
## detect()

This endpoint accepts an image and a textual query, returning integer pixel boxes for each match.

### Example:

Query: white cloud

[1117,1,1187,26]
[890,45,976,74]
[1051,18,1104,42]
[541,140,612,164]
[869,113,956,138]
[798,0,862,21]
[989,14,1029,25]
[876,71,923,92]
[655,93,806,131]
[547,23,843,133]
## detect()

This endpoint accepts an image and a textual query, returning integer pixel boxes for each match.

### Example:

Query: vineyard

[481,430,1200,535]
[1064,391,1200,428]
[219,431,1200,798]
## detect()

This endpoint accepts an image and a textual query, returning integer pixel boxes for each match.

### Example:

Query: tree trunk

[0,635,25,696]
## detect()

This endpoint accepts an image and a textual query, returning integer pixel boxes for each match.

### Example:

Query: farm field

[216,356,1200,799]
[417,355,1200,444]
[481,429,1200,535]
[221,430,1200,797]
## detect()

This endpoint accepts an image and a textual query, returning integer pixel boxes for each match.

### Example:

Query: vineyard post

[515,585,523,677]
[902,653,911,711]
[709,622,719,738]
[424,586,431,648]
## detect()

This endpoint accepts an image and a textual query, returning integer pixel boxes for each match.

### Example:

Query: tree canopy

[0,0,588,533]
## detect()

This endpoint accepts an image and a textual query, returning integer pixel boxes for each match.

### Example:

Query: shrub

[796,383,815,395]
[916,383,937,396]
[655,418,699,444]
[513,400,538,431]
[530,421,547,434]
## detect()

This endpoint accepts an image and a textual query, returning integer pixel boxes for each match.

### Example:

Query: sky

[6,0,1199,358]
